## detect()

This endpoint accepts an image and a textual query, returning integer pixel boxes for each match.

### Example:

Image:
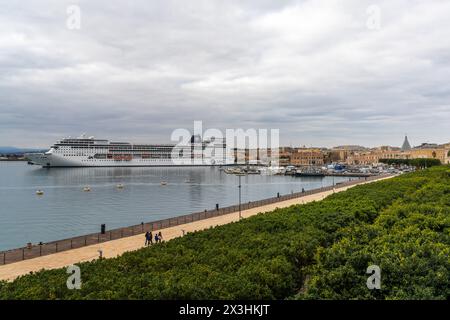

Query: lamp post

[238,174,242,220]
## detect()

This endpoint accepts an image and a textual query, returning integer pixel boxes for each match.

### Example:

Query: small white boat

[116,183,124,189]
[160,181,168,186]
[259,166,286,175]
[83,186,91,192]
[36,190,44,196]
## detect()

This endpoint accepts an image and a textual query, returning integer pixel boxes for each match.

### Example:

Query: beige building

[291,148,324,166]
[346,141,450,165]
[278,147,293,166]
[326,149,349,163]
[346,150,408,165]
[409,147,449,164]
[233,139,450,166]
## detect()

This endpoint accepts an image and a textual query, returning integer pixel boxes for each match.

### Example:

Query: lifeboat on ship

[113,154,133,161]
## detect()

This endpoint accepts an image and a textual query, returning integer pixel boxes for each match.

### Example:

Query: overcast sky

[1,0,449,148]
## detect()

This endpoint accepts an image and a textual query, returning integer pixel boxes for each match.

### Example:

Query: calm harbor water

[0,162,355,251]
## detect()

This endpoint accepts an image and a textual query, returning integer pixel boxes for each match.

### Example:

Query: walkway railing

[0,174,392,265]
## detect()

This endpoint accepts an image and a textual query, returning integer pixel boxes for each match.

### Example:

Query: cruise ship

[26,134,234,167]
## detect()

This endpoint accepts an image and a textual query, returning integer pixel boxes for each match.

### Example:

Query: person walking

[158,231,163,243]
[149,231,153,245]
[144,231,150,246]
[154,233,159,243]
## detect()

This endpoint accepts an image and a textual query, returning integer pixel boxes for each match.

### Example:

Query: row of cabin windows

[80,158,174,161]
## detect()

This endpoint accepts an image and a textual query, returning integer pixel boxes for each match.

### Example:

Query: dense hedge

[380,158,441,167]
[0,166,449,300]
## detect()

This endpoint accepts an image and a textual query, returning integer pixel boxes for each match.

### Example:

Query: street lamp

[237,173,245,220]
[238,174,242,220]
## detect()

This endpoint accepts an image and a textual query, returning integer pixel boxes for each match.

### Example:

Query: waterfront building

[409,145,449,164]
[290,148,324,166]
[345,137,450,165]
[346,150,408,165]
[279,147,293,166]
[327,149,350,163]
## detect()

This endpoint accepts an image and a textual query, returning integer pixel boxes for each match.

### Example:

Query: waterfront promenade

[0,175,395,281]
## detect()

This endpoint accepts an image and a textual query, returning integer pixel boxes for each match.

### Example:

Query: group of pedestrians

[144,231,163,246]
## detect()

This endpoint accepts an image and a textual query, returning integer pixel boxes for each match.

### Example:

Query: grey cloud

[0,0,449,148]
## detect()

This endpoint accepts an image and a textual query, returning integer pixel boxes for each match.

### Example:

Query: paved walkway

[0,175,394,281]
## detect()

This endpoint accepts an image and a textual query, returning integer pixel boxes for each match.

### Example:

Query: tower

[401,135,411,151]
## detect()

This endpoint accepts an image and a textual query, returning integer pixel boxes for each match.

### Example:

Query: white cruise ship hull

[26,153,230,167]
[26,135,234,168]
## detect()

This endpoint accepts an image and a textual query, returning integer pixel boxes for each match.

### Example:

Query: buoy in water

[36,190,44,196]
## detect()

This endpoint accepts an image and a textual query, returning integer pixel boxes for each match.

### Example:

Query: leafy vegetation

[0,166,449,300]
[380,158,441,168]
